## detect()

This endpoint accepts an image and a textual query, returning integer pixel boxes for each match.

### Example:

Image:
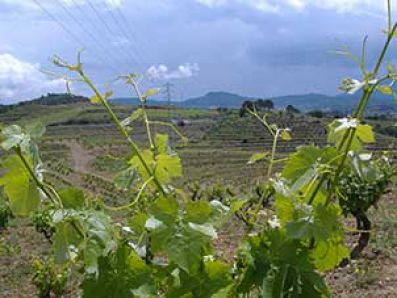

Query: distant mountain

[178,91,397,112]
[271,93,355,112]
[178,91,252,108]
[111,92,252,108]
[5,91,397,113]
[110,97,169,106]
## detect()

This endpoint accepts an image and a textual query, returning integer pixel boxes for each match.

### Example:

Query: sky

[0,0,394,104]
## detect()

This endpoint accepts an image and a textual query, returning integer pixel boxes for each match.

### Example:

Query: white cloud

[196,0,227,8]
[147,63,200,81]
[111,36,130,47]
[0,54,65,104]
[196,0,388,14]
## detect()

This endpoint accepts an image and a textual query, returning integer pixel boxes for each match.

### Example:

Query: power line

[103,1,145,70]
[31,0,117,73]
[84,0,143,74]
[115,1,152,60]
[53,0,124,73]
[109,0,148,67]
[162,82,176,143]
[69,0,129,72]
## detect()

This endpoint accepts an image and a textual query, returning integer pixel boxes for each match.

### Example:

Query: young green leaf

[280,130,292,141]
[25,122,46,140]
[155,154,182,184]
[144,88,160,99]
[155,134,169,154]
[90,95,101,104]
[59,187,85,209]
[120,108,143,128]
[104,90,113,100]
[282,145,339,182]
[378,85,393,95]
[1,125,28,151]
[247,152,269,165]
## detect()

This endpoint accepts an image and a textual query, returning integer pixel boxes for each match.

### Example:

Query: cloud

[195,0,387,14]
[111,36,130,47]
[0,54,65,104]
[196,0,227,8]
[147,63,200,81]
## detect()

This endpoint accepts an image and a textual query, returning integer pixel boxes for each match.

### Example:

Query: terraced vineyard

[1,102,396,201]
[2,97,397,298]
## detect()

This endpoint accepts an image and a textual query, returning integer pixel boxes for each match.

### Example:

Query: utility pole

[165,82,174,122]
[163,82,175,144]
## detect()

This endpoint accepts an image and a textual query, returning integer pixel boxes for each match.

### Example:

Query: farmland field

[1,100,397,297]
[4,0,397,296]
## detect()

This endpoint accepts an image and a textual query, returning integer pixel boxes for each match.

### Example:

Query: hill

[4,91,397,114]
[16,93,89,106]
[178,91,252,108]
[111,91,397,113]
[110,97,169,106]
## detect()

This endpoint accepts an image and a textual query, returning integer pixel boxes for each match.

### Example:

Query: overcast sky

[0,0,394,104]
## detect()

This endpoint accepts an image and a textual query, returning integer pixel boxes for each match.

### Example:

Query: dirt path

[69,141,94,173]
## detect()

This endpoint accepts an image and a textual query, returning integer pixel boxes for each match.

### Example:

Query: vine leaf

[145,197,217,274]
[90,95,101,104]
[90,90,113,104]
[237,230,329,297]
[1,125,30,152]
[156,134,169,154]
[143,88,160,99]
[248,152,269,165]
[280,130,292,141]
[120,108,143,128]
[378,85,393,95]
[81,244,156,298]
[0,154,40,216]
[52,210,116,276]
[114,168,138,190]
[59,187,85,209]
[155,154,182,184]
[282,145,339,183]
[167,260,233,297]
[328,120,375,151]
[129,135,182,187]
[25,122,46,140]
[311,236,349,272]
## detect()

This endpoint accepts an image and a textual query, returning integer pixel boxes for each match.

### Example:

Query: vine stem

[14,147,87,240]
[244,108,280,231]
[326,23,397,203]
[267,129,280,179]
[128,78,155,150]
[103,177,154,211]
[77,69,166,195]
[308,22,397,207]
[14,147,61,206]
[245,189,273,235]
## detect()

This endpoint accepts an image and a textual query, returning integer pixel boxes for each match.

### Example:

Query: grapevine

[1,1,397,297]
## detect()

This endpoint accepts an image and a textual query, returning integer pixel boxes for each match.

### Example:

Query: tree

[239,99,274,117]
[263,99,274,111]
[308,110,324,118]
[286,105,300,114]
[239,100,254,117]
